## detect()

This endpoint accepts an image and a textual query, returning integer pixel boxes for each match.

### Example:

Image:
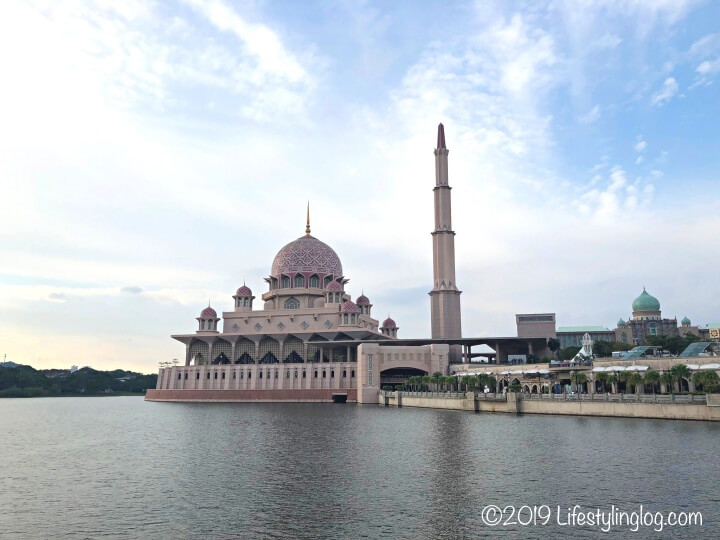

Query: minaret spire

[305,201,311,235]
[429,123,462,362]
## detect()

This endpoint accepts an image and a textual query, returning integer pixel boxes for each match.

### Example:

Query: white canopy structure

[571,333,594,363]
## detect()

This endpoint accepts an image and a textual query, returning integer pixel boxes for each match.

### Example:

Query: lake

[0,397,718,538]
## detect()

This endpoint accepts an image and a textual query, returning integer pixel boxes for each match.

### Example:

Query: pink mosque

[147,124,525,403]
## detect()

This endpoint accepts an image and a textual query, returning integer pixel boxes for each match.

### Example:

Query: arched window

[309,275,320,288]
[343,314,348,324]
[649,323,657,336]
[201,320,205,330]
[281,275,290,288]
[294,275,305,288]
[284,297,300,310]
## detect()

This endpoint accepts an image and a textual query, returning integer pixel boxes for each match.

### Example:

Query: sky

[1,0,719,373]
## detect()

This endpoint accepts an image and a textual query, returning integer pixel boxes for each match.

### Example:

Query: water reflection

[0,398,718,538]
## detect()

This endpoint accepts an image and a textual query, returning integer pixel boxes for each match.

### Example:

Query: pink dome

[236,285,252,296]
[326,280,342,291]
[271,235,342,277]
[382,317,397,329]
[340,300,357,313]
[356,294,370,306]
[201,306,217,318]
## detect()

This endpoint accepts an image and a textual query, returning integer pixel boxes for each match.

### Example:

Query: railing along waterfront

[381,390,709,405]
[523,393,707,404]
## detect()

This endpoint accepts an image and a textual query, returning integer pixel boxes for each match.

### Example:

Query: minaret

[429,123,462,363]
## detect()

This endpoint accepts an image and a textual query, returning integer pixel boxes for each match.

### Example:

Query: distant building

[557,326,614,348]
[515,313,556,339]
[615,288,679,346]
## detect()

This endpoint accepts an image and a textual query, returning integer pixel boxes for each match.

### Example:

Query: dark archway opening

[380,367,427,389]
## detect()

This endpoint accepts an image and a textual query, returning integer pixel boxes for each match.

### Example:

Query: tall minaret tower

[429,123,462,363]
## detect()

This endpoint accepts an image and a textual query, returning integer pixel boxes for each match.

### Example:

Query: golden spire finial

[305,201,311,235]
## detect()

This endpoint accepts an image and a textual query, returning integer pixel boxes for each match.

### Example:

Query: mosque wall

[157,363,358,392]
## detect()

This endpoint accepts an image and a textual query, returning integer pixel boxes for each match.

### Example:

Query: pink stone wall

[145,388,357,402]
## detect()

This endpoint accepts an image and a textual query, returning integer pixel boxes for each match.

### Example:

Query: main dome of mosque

[271,234,343,277]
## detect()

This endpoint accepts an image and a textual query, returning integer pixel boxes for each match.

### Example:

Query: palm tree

[643,370,660,394]
[595,372,609,393]
[693,370,719,392]
[670,364,691,394]
[431,372,443,391]
[660,371,674,394]
[571,372,588,393]
[422,375,431,392]
[607,374,618,394]
[461,375,476,391]
[626,372,642,394]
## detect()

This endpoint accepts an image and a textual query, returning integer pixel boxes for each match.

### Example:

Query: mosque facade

[148,125,460,403]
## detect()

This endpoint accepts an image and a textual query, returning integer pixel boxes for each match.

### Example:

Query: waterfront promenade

[379,390,720,422]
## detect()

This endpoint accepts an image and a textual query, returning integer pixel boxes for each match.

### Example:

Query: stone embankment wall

[379,391,720,421]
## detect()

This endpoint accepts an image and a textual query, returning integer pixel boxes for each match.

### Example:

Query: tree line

[0,365,157,397]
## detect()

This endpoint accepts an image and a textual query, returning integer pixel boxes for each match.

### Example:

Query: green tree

[592,340,613,358]
[669,364,691,394]
[607,374,618,394]
[663,336,685,356]
[643,370,661,394]
[660,372,675,394]
[693,371,719,392]
[626,372,642,393]
[595,372,609,393]
[612,342,633,352]
[570,372,588,393]
[547,338,560,359]
[431,372,443,391]
[558,346,581,361]
[422,375,431,391]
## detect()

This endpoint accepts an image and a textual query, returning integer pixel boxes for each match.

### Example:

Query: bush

[0,386,49,398]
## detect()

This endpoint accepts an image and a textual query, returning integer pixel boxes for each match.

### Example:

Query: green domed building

[632,288,661,313]
[615,288,681,346]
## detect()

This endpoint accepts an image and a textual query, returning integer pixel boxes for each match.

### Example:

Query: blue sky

[1,0,719,372]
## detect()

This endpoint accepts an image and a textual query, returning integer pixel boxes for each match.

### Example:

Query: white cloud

[634,138,647,152]
[697,58,720,75]
[578,105,601,123]
[651,77,678,106]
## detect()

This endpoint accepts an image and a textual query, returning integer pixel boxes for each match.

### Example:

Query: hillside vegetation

[0,365,157,397]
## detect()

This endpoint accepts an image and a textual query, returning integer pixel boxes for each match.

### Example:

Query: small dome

[382,316,397,329]
[356,294,370,306]
[632,288,660,312]
[200,306,217,318]
[236,285,252,296]
[326,280,342,291]
[617,318,626,326]
[682,316,691,325]
[340,300,357,313]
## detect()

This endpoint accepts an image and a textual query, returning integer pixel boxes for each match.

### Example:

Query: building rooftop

[557,326,611,333]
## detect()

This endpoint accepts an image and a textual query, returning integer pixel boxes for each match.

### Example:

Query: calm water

[0,397,718,539]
